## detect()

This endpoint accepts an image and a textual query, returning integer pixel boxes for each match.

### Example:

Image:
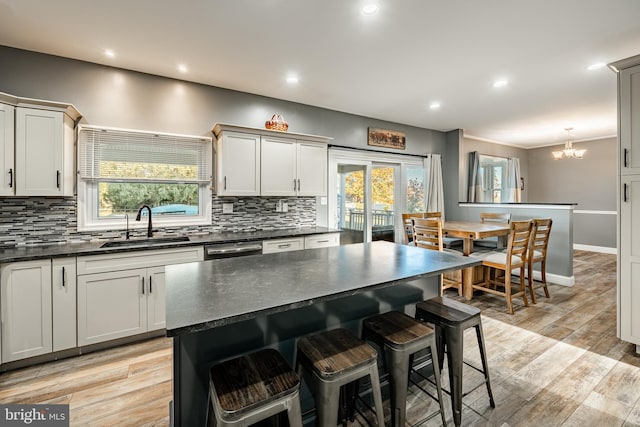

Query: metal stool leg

[315,379,340,427]
[445,325,464,427]
[368,363,386,427]
[475,323,495,408]
[387,346,410,427]
[429,338,447,427]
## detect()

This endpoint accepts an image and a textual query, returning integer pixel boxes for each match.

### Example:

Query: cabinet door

[261,136,297,196]
[620,175,640,344]
[1,260,52,362]
[297,142,327,196]
[147,266,166,331]
[15,107,64,196]
[305,233,340,249]
[77,268,147,346]
[217,132,260,196]
[620,64,640,174]
[262,237,304,254]
[52,258,77,352]
[0,103,15,196]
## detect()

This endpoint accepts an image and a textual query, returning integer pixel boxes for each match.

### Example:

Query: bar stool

[415,297,495,427]
[362,311,447,427]
[206,348,302,427]
[295,328,386,427]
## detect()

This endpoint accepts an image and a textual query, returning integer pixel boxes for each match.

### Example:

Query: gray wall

[0,46,446,155]
[528,137,617,248]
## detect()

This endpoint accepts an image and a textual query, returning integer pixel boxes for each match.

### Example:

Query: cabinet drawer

[304,233,340,249]
[262,237,304,254]
[77,246,204,275]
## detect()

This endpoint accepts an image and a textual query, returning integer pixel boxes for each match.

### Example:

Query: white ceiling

[1,0,639,148]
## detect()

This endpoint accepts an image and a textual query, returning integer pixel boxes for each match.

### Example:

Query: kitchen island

[165,241,481,426]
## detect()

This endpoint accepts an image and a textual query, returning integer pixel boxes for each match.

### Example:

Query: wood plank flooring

[1,250,639,426]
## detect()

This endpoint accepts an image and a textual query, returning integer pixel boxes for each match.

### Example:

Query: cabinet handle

[297,179,301,192]
[624,183,629,202]
[61,266,66,287]
[278,243,291,248]
[142,276,145,294]
[317,240,329,243]
[149,276,152,293]
[56,170,60,189]
[224,176,227,190]
[293,179,297,191]
[624,148,629,168]
[8,168,12,188]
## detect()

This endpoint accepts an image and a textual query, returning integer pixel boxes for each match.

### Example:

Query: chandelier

[552,128,586,160]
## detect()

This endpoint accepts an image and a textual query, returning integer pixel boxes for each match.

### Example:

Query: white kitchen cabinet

[612,54,640,352]
[619,175,640,346]
[77,247,203,345]
[619,63,640,175]
[213,123,331,197]
[262,237,305,254]
[261,137,327,196]
[77,268,148,346]
[215,131,261,196]
[0,102,15,197]
[0,92,81,197]
[1,260,52,362]
[52,258,77,352]
[304,233,340,249]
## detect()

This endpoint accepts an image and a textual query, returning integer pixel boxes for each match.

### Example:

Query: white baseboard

[512,269,575,287]
[573,244,617,254]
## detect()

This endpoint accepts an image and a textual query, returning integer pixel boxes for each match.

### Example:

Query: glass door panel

[337,164,366,245]
[405,165,425,213]
[371,165,396,242]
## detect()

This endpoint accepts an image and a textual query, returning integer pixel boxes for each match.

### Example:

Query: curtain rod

[328,143,429,159]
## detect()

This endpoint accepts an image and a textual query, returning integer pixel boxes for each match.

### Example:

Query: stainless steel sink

[100,236,190,248]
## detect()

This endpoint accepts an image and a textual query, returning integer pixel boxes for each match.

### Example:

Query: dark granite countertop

[0,227,340,263]
[164,241,481,337]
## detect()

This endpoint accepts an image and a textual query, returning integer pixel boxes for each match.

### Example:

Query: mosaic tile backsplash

[0,196,316,247]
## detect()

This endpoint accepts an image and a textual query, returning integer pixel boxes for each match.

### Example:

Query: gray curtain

[505,157,521,202]
[426,154,445,216]
[467,151,483,202]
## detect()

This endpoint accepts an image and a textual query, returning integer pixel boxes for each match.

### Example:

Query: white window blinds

[78,126,211,183]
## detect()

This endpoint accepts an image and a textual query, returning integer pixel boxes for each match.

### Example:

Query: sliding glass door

[329,149,426,245]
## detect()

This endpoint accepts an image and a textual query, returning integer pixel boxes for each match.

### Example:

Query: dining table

[442,221,511,299]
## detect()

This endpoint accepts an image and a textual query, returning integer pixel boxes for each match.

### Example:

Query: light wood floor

[1,250,638,426]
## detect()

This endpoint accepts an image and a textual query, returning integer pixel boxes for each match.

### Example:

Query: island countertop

[165,241,481,336]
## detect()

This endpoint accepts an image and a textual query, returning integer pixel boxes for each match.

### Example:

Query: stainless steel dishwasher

[204,241,263,260]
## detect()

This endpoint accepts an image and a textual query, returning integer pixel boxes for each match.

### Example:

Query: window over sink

[77,125,212,231]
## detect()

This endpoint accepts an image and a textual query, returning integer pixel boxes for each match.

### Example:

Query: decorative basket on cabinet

[265,114,289,132]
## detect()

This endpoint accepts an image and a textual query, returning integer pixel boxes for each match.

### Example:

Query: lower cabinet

[1,258,76,363]
[304,233,340,249]
[76,247,202,346]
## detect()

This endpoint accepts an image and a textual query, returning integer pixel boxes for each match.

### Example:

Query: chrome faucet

[135,205,153,238]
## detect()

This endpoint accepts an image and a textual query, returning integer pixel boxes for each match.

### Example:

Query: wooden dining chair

[527,218,553,303]
[412,218,463,296]
[476,212,512,249]
[401,212,442,245]
[471,220,532,314]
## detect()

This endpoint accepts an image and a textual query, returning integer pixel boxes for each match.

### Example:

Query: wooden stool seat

[416,297,495,427]
[207,348,302,426]
[362,311,447,426]
[296,328,386,426]
[297,327,377,378]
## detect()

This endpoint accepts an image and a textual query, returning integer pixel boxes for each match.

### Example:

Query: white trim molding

[513,269,575,287]
[574,210,617,215]
[573,244,617,254]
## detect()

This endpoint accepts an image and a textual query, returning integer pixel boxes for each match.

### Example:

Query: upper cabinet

[213,123,330,197]
[619,63,640,174]
[0,92,81,197]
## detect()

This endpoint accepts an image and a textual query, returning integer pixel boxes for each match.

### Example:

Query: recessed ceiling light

[286,75,299,84]
[587,62,606,71]
[178,64,188,73]
[104,49,115,58]
[429,102,441,110]
[493,79,508,88]
[361,4,379,15]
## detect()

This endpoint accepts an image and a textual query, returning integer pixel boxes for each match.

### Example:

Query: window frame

[76,125,213,232]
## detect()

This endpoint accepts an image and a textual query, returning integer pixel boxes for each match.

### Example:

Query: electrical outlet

[282,202,288,212]
[222,203,233,214]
